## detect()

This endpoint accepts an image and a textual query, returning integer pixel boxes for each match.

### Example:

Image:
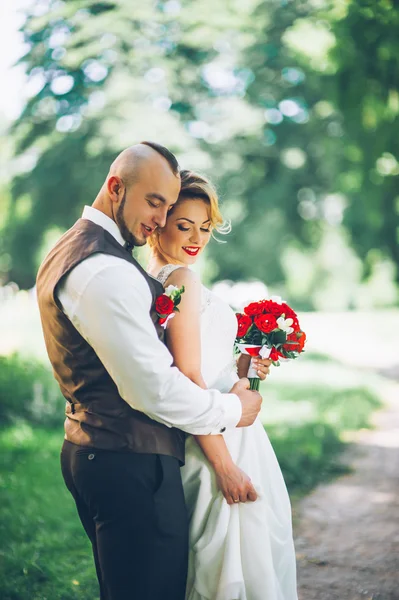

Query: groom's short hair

[140,141,179,176]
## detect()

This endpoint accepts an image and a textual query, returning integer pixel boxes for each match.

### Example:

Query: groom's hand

[231,378,262,427]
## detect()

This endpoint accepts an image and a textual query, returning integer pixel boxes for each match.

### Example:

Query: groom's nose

[154,206,168,229]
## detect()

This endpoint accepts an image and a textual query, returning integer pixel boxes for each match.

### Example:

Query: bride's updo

[148,170,230,260]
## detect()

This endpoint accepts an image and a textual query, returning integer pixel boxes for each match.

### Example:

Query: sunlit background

[0,1,398,598]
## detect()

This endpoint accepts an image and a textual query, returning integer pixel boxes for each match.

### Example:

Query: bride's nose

[189,229,200,244]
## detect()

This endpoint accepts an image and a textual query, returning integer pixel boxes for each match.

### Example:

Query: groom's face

[115,155,180,247]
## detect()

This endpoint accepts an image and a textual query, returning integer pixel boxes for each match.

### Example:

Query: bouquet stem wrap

[237,344,272,392]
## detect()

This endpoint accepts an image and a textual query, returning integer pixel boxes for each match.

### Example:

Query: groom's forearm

[194,434,235,471]
[182,371,237,472]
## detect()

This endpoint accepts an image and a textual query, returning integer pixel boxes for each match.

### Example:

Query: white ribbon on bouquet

[236,343,272,379]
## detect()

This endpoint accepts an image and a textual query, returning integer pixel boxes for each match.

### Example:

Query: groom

[36,142,263,600]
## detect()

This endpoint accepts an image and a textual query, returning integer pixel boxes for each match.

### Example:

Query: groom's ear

[107,176,124,202]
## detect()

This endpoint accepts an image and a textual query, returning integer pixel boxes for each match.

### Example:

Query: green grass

[0,425,98,600]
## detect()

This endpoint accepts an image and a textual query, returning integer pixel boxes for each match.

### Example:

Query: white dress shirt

[56,206,242,435]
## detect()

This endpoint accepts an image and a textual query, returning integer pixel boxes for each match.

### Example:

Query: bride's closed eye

[177,224,211,233]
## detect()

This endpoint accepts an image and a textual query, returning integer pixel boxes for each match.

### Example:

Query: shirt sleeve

[57,255,242,435]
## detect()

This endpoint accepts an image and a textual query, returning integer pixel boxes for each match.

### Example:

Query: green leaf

[269,330,287,345]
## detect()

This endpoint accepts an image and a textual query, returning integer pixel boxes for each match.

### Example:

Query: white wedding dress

[157,265,298,600]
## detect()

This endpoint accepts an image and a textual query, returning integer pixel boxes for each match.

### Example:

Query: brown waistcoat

[36,218,185,463]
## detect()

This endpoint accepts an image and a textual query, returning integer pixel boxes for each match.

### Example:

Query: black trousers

[61,440,189,600]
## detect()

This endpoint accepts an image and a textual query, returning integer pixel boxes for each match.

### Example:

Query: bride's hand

[215,461,258,505]
[237,354,272,380]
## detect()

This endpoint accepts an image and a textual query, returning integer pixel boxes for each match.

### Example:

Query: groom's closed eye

[148,200,161,209]
[146,193,169,209]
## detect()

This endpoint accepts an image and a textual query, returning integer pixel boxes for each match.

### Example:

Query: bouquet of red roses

[155,284,185,329]
[235,296,306,390]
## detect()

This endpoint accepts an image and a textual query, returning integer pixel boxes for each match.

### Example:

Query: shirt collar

[81,206,125,247]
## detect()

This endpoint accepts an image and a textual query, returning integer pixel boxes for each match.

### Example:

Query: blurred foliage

[1,0,398,294]
[0,353,64,428]
[328,0,399,279]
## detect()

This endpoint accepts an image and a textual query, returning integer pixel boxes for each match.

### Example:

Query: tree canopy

[1,0,398,298]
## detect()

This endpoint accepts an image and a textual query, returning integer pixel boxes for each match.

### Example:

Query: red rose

[155,294,174,316]
[297,330,306,351]
[244,302,265,317]
[283,332,297,351]
[254,314,278,333]
[280,303,298,320]
[261,300,284,317]
[269,347,280,361]
[236,313,252,338]
[274,302,299,331]
[291,318,300,332]
[284,330,306,352]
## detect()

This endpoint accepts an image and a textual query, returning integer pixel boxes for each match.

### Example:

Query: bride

[147,170,298,600]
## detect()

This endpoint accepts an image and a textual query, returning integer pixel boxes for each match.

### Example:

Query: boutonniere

[155,285,185,329]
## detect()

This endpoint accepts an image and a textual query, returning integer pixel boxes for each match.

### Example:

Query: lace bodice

[156,263,181,285]
[155,264,238,389]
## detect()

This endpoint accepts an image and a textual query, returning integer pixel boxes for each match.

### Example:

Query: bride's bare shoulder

[165,266,201,291]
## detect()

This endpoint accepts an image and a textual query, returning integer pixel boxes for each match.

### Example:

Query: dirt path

[294,377,399,600]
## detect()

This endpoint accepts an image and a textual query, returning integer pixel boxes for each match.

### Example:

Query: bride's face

[157,198,212,265]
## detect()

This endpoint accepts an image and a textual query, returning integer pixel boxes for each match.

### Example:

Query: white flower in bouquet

[276,316,294,335]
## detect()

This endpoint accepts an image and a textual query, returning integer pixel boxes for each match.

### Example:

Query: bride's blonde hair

[148,170,230,262]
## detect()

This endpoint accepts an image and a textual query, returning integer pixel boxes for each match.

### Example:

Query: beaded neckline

[155,264,182,286]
